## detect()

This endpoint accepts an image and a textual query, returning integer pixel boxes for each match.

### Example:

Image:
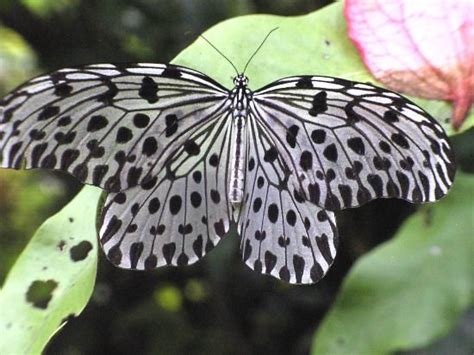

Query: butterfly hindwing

[252,76,455,211]
[0,64,229,192]
[238,114,338,284]
[100,114,233,269]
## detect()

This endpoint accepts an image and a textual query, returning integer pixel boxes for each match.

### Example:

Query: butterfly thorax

[229,75,251,206]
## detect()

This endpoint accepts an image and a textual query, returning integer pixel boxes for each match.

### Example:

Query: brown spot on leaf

[57,240,66,251]
[70,241,93,261]
[26,279,58,309]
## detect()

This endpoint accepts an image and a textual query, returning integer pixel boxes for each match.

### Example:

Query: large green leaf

[312,173,473,355]
[0,186,101,354]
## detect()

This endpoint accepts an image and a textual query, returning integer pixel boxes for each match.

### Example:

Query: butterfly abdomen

[229,78,251,205]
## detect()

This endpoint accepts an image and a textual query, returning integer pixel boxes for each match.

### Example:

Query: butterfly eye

[233,75,249,86]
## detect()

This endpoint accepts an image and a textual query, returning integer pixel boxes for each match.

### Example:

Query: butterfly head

[233,74,249,88]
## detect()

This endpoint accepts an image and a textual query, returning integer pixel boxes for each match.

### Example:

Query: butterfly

[0,31,455,284]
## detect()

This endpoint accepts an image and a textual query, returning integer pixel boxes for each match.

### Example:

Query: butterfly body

[0,62,455,284]
[229,74,251,205]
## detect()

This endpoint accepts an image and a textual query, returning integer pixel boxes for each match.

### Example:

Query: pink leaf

[345,0,474,129]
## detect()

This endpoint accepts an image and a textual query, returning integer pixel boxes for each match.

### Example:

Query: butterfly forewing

[237,113,338,284]
[252,76,455,211]
[0,64,229,192]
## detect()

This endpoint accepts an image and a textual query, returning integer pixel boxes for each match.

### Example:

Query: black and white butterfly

[0,34,455,284]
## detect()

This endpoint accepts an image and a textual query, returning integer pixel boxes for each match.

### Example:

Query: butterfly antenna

[199,34,239,76]
[243,27,279,74]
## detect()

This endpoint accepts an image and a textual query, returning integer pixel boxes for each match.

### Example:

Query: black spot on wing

[87,115,108,132]
[101,215,122,244]
[264,146,278,162]
[129,242,144,269]
[97,80,118,104]
[161,66,182,78]
[286,125,299,148]
[142,137,158,156]
[192,170,202,183]
[163,243,176,265]
[344,101,364,124]
[57,116,72,127]
[169,195,182,215]
[165,114,178,137]
[383,110,399,123]
[184,139,200,156]
[391,133,410,149]
[133,113,150,128]
[264,251,277,274]
[379,140,391,153]
[367,174,384,197]
[59,149,80,170]
[323,144,338,162]
[295,77,313,89]
[293,255,305,283]
[214,219,226,237]
[92,165,108,185]
[316,234,333,265]
[38,106,59,121]
[299,151,313,171]
[347,137,365,155]
[311,129,326,144]
[310,263,324,282]
[209,154,219,167]
[54,83,73,97]
[309,92,327,116]
[268,203,279,223]
[139,76,159,103]
[144,255,158,270]
[116,127,133,143]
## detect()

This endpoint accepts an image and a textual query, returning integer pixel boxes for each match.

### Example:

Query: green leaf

[0,186,101,354]
[312,173,474,355]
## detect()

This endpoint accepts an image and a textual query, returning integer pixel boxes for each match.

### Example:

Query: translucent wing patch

[0,64,229,191]
[252,76,456,211]
[237,114,338,284]
[100,115,233,269]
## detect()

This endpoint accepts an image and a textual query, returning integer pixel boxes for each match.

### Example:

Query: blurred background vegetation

[0,0,472,354]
